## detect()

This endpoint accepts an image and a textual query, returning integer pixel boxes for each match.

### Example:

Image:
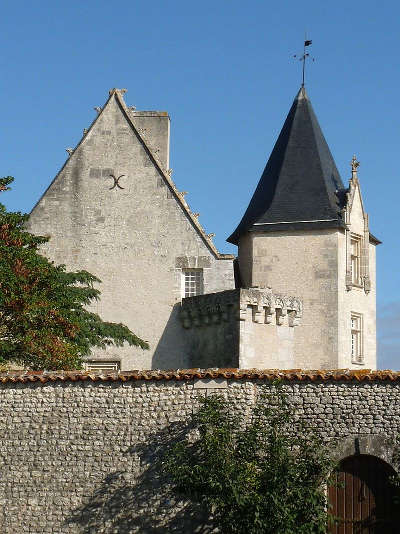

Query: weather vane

[293,37,315,87]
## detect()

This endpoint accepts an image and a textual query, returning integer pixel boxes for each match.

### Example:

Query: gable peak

[108,87,127,96]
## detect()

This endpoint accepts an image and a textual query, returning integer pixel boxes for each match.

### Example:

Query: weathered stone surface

[180,288,302,368]
[27,90,234,371]
[0,377,398,533]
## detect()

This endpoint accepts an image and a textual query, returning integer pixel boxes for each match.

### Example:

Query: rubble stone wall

[0,375,398,533]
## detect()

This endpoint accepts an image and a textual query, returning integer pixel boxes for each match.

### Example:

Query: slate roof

[228,87,347,244]
[0,369,398,383]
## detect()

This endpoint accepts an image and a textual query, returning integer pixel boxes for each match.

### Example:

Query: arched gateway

[328,454,399,533]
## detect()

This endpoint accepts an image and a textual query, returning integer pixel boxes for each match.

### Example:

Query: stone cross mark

[109,174,125,190]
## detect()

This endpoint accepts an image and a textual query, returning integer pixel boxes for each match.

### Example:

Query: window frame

[182,268,204,298]
[84,361,120,372]
[351,312,363,364]
[350,233,362,286]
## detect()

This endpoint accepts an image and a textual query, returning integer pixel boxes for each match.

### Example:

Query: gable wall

[27,96,234,370]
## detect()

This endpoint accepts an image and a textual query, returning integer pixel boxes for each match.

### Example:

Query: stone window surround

[350,233,362,286]
[351,312,363,365]
[84,360,121,371]
[182,268,203,298]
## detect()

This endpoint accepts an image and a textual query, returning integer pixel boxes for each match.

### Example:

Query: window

[351,313,363,363]
[350,234,362,285]
[85,361,120,372]
[182,269,203,298]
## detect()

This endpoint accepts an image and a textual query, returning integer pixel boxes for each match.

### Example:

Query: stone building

[27,86,379,370]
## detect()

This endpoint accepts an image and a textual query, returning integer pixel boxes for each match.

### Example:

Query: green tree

[0,176,148,370]
[163,387,335,534]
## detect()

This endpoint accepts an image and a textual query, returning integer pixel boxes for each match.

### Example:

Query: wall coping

[0,368,399,384]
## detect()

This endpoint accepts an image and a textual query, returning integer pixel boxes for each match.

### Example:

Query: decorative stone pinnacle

[207,233,216,238]
[66,148,73,156]
[94,107,102,113]
[180,191,188,197]
[109,88,127,96]
[167,169,173,176]
[193,213,200,218]
[83,128,88,135]
[129,106,136,111]
[351,155,360,178]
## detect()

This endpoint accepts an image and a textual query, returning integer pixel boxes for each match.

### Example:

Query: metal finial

[293,36,314,87]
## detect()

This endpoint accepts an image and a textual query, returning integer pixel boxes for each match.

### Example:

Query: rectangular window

[350,234,362,285]
[182,269,203,298]
[351,313,363,363]
[85,361,120,372]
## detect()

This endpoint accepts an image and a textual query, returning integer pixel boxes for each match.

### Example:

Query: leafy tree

[163,387,336,534]
[0,176,148,370]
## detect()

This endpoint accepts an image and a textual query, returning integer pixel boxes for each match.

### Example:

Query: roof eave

[228,218,346,244]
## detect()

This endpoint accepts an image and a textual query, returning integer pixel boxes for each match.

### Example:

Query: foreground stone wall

[0,369,399,533]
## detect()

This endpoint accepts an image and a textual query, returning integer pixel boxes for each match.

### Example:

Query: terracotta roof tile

[0,369,399,384]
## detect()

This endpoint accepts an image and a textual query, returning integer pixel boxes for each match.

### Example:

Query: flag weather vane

[293,38,314,87]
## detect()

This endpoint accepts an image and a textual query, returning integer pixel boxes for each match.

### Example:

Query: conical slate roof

[228,87,346,245]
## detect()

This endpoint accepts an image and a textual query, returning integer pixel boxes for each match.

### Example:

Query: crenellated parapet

[180,288,302,329]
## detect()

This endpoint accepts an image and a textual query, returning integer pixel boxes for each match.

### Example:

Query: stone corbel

[237,302,248,321]
[264,307,273,324]
[191,309,201,327]
[211,310,221,324]
[363,276,371,294]
[201,309,210,326]
[345,272,353,291]
[221,308,230,322]
[288,311,300,327]
[180,309,192,329]
[276,308,286,326]
[252,305,264,324]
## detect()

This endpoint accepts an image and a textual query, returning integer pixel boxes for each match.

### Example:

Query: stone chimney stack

[131,110,170,170]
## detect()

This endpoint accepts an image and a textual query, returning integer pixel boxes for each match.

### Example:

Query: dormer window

[350,234,362,286]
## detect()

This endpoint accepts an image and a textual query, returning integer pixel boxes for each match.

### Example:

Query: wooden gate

[328,454,399,533]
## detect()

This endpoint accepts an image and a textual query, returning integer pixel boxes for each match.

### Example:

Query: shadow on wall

[65,420,213,533]
[151,303,187,370]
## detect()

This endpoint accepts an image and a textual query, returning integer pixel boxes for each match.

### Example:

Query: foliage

[0,176,148,370]
[163,387,336,534]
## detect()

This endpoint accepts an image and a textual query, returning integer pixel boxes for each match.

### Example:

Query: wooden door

[328,454,399,533]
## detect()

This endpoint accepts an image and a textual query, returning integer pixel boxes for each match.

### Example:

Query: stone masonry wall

[27,90,234,371]
[0,371,399,533]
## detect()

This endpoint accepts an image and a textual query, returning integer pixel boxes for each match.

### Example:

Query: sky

[1,0,399,369]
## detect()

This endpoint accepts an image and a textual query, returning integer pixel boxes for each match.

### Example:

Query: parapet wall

[180,288,302,368]
[0,368,399,533]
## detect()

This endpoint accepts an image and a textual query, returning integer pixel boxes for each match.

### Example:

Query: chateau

[27,86,379,371]
[3,86,399,533]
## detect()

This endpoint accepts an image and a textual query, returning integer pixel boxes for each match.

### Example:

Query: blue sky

[1,0,399,368]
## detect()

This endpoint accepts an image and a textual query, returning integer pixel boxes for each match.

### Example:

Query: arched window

[328,454,399,533]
